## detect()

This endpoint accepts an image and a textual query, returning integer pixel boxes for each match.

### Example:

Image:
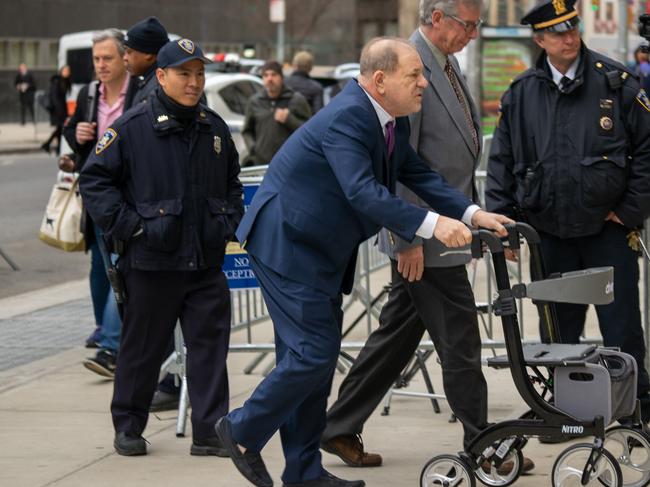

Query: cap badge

[599,116,613,131]
[214,135,222,154]
[178,39,195,54]
[552,0,567,15]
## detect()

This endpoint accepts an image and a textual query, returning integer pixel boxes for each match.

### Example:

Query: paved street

[0,298,91,371]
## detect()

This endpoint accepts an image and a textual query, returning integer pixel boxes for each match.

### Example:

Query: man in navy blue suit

[216,37,512,487]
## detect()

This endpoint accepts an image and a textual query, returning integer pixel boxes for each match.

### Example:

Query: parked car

[310,63,360,105]
[203,73,264,163]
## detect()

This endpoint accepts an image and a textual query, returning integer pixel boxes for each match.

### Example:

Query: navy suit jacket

[236,80,472,297]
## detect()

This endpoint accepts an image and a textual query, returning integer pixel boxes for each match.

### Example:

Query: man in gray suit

[321,0,535,475]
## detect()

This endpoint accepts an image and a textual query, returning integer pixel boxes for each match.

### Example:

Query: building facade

[0,0,398,122]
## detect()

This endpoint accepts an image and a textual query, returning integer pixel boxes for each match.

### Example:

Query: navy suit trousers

[228,255,343,484]
[539,222,650,395]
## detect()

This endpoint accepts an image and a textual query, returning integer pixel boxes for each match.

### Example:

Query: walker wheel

[552,443,622,487]
[420,454,476,487]
[474,447,523,487]
[604,426,650,487]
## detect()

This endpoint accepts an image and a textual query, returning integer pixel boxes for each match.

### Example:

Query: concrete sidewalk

[0,268,599,487]
[0,123,53,154]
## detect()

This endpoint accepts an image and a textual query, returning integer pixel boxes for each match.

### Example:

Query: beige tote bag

[38,177,85,252]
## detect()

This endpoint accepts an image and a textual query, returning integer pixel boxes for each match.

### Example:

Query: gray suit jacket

[378,29,482,267]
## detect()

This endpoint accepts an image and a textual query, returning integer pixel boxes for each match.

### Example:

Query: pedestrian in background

[633,45,650,93]
[42,65,71,154]
[14,63,36,125]
[242,60,311,166]
[63,29,130,377]
[486,0,650,422]
[286,50,324,114]
[80,38,243,458]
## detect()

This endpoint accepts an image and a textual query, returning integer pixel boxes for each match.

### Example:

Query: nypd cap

[521,0,581,33]
[124,17,169,54]
[157,39,213,68]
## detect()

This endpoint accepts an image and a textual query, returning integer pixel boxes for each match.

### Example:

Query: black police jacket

[486,44,650,238]
[79,90,244,271]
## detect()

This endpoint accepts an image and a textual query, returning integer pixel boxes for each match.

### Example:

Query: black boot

[114,432,146,456]
[190,435,229,457]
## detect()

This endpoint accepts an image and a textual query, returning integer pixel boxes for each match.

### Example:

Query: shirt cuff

[415,211,439,239]
[462,205,481,226]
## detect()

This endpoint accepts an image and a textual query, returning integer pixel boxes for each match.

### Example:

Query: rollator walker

[421,222,650,487]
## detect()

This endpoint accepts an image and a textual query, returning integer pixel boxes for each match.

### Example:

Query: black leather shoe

[283,471,365,486]
[215,417,273,487]
[149,390,180,412]
[190,434,229,457]
[114,432,146,456]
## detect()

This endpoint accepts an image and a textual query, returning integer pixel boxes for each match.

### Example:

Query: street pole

[270,0,286,62]
[277,21,285,62]
[618,0,629,64]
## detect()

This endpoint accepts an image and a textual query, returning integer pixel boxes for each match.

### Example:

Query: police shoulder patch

[636,89,650,113]
[95,128,118,155]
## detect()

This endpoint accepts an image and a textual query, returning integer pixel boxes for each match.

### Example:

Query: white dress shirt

[547,55,581,87]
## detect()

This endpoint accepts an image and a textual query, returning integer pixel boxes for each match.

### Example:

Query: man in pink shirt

[63,28,130,377]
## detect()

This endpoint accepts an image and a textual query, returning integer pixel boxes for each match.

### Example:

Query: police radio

[639,14,650,53]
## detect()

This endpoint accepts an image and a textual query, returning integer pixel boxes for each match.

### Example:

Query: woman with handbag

[41,65,71,154]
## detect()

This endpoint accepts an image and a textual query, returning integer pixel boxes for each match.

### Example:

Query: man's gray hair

[359,37,414,76]
[419,0,483,25]
[92,28,125,56]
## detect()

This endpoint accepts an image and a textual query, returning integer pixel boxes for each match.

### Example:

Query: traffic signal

[591,0,600,11]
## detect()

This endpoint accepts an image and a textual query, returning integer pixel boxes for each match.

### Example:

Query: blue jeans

[89,241,109,330]
[93,224,122,353]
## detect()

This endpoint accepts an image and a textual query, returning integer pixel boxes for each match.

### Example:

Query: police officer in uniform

[123,16,169,108]
[80,38,244,456]
[486,0,650,420]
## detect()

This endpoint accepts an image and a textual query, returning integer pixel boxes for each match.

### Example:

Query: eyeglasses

[446,14,483,33]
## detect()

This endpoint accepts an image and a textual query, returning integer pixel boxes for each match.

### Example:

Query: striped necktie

[560,75,573,93]
[444,58,479,154]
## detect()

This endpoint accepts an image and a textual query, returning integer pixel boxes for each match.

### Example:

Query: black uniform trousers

[323,261,488,449]
[19,93,34,125]
[539,222,650,396]
[111,265,231,440]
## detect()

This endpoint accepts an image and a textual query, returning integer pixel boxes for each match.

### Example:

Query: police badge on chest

[598,99,614,135]
[214,135,221,155]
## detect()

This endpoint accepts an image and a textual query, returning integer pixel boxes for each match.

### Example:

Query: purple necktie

[385,120,395,159]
